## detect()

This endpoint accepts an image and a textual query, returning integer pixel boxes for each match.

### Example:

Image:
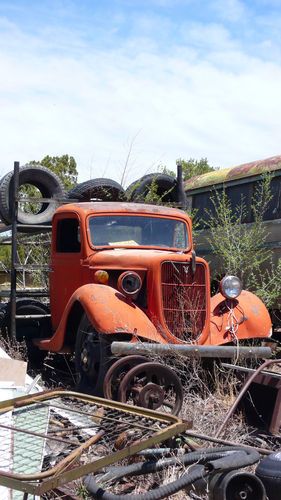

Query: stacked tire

[125,173,178,203]
[67,178,125,202]
[0,165,65,227]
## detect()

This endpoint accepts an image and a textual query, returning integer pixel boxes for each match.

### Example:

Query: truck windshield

[89,215,188,250]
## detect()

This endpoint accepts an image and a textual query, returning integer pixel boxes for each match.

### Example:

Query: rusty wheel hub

[79,333,101,378]
[139,383,165,410]
[117,361,184,415]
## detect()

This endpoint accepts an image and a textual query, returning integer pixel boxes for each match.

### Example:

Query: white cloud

[0,12,281,186]
[211,0,247,22]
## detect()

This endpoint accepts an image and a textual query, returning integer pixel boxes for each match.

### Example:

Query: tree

[177,158,216,181]
[159,158,216,181]
[205,174,281,309]
[29,154,78,190]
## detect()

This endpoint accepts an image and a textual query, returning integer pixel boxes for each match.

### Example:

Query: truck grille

[161,261,207,341]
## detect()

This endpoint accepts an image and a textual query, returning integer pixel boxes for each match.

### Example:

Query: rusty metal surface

[215,359,281,437]
[117,362,184,415]
[224,363,281,434]
[161,261,207,342]
[56,201,187,217]
[185,155,281,191]
[103,355,149,400]
[185,430,275,456]
[0,390,187,496]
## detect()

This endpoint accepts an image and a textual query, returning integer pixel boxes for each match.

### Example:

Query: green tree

[177,158,216,181]
[159,158,216,180]
[205,174,281,309]
[29,154,78,190]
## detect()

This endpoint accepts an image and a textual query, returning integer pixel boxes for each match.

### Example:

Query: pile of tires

[67,173,178,204]
[0,166,181,231]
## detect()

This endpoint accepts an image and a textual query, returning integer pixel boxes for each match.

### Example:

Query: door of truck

[50,213,83,330]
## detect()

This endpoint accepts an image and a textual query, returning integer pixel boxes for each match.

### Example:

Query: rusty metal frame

[216,359,281,437]
[0,390,188,496]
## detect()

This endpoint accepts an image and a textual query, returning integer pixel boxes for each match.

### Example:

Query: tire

[68,178,125,202]
[126,173,177,203]
[75,313,113,396]
[4,299,52,341]
[0,165,65,225]
[1,299,50,368]
[0,303,8,331]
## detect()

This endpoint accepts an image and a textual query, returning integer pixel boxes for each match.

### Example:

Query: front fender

[207,290,272,345]
[37,284,164,351]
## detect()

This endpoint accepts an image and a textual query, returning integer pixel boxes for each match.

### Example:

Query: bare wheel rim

[103,355,149,400]
[118,362,183,415]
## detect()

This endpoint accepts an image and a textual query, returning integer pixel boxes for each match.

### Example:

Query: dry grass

[0,335,27,361]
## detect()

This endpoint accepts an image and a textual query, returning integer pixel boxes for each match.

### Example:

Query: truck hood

[87,248,190,269]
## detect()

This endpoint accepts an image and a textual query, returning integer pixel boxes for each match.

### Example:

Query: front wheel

[75,313,112,396]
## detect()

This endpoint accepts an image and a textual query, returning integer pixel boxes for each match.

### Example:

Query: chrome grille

[161,261,207,341]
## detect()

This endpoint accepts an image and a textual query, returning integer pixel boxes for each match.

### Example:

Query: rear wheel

[75,313,112,396]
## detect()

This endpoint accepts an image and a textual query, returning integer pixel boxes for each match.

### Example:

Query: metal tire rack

[0,162,61,340]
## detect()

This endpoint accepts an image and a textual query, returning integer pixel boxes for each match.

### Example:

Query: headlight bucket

[118,271,142,297]
[220,275,242,299]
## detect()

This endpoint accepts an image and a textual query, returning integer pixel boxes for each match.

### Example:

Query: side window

[56,218,81,253]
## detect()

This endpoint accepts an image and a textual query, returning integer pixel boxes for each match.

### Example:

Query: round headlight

[118,271,142,296]
[220,275,242,299]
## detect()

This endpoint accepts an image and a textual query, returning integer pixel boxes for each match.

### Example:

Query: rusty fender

[36,284,164,352]
[74,284,162,338]
[208,290,272,345]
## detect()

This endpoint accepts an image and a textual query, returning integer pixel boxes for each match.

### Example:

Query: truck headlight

[118,271,142,296]
[220,275,242,299]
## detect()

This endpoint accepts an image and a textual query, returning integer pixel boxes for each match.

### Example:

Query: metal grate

[161,261,207,341]
[0,390,187,496]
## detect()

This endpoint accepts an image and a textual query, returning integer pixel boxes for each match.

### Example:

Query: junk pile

[0,390,187,498]
[0,351,279,498]
[0,380,279,499]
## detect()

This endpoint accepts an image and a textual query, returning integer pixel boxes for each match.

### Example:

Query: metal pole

[111,342,272,359]
[10,161,19,340]
[176,162,187,209]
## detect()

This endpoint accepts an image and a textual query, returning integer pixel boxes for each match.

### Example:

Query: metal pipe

[111,342,272,359]
[185,430,274,456]
[10,161,19,340]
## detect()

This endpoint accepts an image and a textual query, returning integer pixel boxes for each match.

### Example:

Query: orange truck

[30,201,270,390]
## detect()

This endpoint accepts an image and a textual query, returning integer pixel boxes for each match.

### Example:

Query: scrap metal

[0,390,188,497]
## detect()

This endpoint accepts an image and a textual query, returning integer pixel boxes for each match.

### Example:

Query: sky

[0,0,281,185]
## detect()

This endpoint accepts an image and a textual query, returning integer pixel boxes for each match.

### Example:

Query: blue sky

[0,0,281,183]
